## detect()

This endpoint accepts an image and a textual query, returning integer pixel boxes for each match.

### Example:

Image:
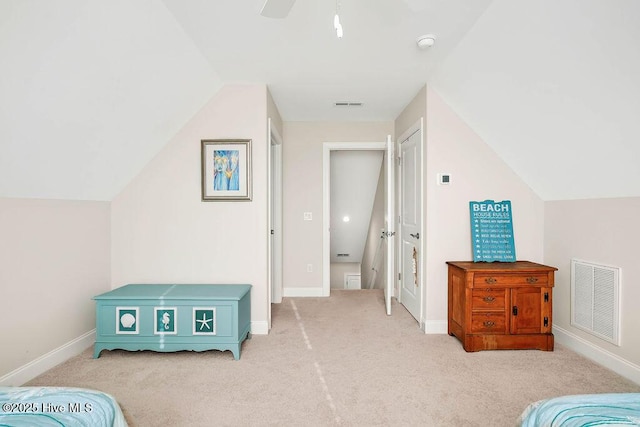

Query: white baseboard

[251,321,269,335]
[554,325,640,386]
[423,320,448,334]
[283,287,324,297]
[0,330,95,387]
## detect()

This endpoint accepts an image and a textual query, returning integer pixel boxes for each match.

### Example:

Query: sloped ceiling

[430,0,640,200]
[0,0,222,200]
[1,0,638,201]
[162,0,492,122]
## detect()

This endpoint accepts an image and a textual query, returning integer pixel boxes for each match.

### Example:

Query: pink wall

[282,122,394,294]
[545,197,640,371]
[111,84,271,333]
[425,86,544,328]
[0,198,110,378]
[393,86,544,331]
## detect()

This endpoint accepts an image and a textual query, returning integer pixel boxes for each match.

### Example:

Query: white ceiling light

[416,34,436,49]
[343,216,350,222]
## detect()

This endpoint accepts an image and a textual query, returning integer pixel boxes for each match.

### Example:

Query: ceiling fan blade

[260,0,296,19]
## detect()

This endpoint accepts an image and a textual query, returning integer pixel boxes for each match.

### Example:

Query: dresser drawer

[471,312,507,334]
[474,273,548,287]
[471,289,506,311]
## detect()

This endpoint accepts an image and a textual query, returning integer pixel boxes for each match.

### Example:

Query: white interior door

[399,128,422,322]
[270,143,283,304]
[268,119,283,321]
[384,135,395,315]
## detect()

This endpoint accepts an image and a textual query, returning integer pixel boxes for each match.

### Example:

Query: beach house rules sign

[469,200,516,262]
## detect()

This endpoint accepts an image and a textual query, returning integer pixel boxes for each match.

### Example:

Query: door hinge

[398,273,401,281]
[544,316,549,327]
[544,292,549,302]
[512,306,518,316]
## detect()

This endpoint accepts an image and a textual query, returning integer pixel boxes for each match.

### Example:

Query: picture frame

[201,139,252,201]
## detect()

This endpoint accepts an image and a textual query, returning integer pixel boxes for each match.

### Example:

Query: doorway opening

[322,140,395,315]
[328,149,384,291]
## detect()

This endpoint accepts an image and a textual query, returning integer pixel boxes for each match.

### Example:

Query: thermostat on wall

[438,173,451,185]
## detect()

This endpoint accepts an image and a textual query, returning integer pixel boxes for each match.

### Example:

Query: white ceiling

[162,0,492,122]
[430,0,640,200]
[0,0,221,200]
[1,0,639,201]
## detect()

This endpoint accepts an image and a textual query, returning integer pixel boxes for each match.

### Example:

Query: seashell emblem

[120,313,136,328]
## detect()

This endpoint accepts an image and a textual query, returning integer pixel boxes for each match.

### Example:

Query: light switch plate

[303,212,313,221]
[438,173,451,185]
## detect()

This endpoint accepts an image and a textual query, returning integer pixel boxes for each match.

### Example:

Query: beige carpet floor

[27,290,640,426]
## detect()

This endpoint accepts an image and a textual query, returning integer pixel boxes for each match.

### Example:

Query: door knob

[410,232,420,239]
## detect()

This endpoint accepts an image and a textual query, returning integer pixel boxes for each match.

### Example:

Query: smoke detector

[416,34,436,49]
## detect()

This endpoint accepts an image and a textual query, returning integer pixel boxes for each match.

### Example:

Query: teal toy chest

[93,284,251,360]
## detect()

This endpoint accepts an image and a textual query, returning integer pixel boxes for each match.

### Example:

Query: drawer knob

[485,277,497,284]
[483,296,496,303]
[526,277,538,284]
[483,321,496,328]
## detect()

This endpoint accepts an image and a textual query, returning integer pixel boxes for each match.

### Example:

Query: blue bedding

[519,393,640,426]
[0,387,127,427]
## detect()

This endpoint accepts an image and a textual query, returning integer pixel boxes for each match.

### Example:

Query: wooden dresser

[447,261,557,352]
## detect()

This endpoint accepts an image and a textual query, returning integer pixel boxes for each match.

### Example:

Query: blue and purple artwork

[213,150,240,191]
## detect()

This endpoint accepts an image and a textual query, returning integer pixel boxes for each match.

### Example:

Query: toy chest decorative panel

[93,284,251,360]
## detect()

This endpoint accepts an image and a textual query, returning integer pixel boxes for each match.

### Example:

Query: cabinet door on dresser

[511,287,552,335]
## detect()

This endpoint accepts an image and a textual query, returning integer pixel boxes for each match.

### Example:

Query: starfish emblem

[196,312,212,330]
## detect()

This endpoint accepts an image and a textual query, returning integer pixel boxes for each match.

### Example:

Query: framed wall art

[201,139,252,201]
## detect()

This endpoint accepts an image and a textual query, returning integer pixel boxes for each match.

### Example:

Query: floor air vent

[570,259,621,345]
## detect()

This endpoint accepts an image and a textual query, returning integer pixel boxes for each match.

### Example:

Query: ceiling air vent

[337,253,350,257]
[334,102,363,107]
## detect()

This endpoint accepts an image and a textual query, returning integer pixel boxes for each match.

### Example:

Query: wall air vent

[570,259,621,346]
[337,253,350,257]
[334,102,363,107]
